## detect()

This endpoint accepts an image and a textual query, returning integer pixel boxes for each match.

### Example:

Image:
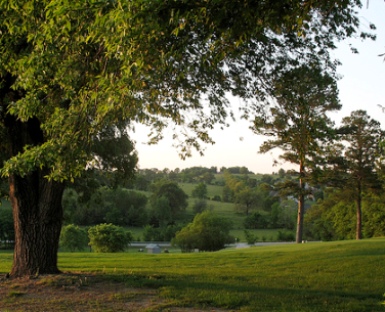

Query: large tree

[329,110,384,239]
[252,64,341,243]
[150,180,188,224]
[0,0,370,276]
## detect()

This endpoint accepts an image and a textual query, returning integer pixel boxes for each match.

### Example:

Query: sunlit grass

[1,238,384,311]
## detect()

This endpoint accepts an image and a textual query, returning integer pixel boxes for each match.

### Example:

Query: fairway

[0,239,384,311]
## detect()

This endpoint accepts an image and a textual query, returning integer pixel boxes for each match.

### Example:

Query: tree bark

[296,192,305,243]
[296,161,305,243]
[9,172,64,277]
[3,109,65,277]
[356,184,362,240]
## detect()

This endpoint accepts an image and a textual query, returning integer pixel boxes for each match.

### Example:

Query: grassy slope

[180,182,283,241]
[1,238,384,311]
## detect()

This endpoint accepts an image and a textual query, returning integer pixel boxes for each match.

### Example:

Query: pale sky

[132,2,385,174]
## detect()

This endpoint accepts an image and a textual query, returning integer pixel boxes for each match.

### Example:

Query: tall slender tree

[253,64,341,243]
[338,110,383,239]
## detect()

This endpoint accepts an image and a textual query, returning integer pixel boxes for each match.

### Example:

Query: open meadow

[1,238,384,311]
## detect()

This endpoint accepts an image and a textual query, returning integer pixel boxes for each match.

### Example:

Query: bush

[277,230,295,242]
[60,224,88,251]
[88,223,132,252]
[192,199,208,214]
[244,230,258,245]
[173,211,233,252]
[244,212,269,229]
[143,224,181,242]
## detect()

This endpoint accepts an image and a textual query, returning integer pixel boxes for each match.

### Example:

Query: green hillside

[179,181,287,240]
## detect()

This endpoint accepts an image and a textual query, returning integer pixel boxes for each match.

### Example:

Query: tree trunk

[3,109,65,277]
[296,162,305,243]
[356,186,362,240]
[9,172,64,277]
[296,192,305,243]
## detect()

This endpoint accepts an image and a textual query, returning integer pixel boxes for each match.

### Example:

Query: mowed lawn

[1,238,384,311]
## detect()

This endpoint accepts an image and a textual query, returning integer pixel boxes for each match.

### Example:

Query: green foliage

[192,199,208,214]
[277,230,295,242]
[62,187,148,227]
[305,190,385,241]
[143,224,181,242]
[221,171,254,206]
[304,200,336,241]
[150,180,188,222]
[150,196,173,227]
[255,182,279,211]
[60,224,88,252]
[88,224,132,253]
[221,185,234,203]
[89,126,138,188]
[363,197,385,238]
[179,167,217,184]
[234,187,258,215]
[62,188,81,225]
[244,212,269,229]
[104,188,148,227]
[191,182,208,199]
[253,64,341,167]
[173,211,233,252]
[270,200,297,230]
[244,230,258,245]
[324,110,384,239]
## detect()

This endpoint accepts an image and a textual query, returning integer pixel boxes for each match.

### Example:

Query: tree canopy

[0,0,372,180]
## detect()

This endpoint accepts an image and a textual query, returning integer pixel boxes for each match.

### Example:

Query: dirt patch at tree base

[0,273,232,312]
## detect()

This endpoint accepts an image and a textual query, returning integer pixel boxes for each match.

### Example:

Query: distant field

[180,182,248,228]
[133,181,284,242]
[179,182,223,199]
[1,238,384,311]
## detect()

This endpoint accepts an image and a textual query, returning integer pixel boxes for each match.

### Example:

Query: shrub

[143,224,181,242]
[143,225,162,242]
[60,224,88,251]
[244,212,269,229]
[88,223,132,252]
[244,230,258,245]
[277,230,295,242]
[192,199,208,214]
[173,211,233,252]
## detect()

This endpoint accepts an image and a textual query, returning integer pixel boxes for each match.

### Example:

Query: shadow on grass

[104,272,384,312]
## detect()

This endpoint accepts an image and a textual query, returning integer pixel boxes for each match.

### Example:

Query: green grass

[180,182,247,229]
[179,182,223,199]
[1,238,384,311]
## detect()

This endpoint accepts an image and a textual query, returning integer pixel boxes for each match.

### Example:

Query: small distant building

[146,244,161,254]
